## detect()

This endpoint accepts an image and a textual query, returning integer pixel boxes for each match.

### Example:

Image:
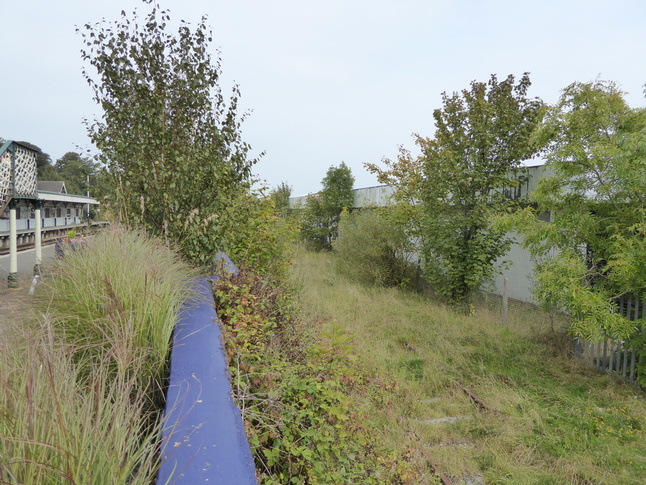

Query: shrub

[220,186,298,278]
[334,207,416,287]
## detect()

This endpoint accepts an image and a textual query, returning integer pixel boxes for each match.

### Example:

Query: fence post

[501,278,509,325]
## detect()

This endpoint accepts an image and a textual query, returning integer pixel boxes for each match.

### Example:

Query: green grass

[0,227,196,483]
[292,249,646,484]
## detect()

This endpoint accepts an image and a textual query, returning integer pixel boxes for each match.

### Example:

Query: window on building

[56,208,62,218]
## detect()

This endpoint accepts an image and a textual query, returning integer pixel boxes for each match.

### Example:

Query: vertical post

[34,201,43,275]
[86,172,96,226]
[8,199,18,288]
[86,173,90,222]
[501,278,509,325]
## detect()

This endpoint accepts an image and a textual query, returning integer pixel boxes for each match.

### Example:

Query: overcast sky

[1,0,645,196]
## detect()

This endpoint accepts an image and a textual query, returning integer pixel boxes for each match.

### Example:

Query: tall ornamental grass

[0,227,196,483]
[0,329,160,484]
[38,226,196,388]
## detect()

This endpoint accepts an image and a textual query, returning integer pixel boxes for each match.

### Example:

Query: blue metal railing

[157,254,257,484]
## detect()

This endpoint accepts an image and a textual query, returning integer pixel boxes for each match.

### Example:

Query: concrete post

[34,202,43,275]
[8,202,18,288]
[501,277,509,325]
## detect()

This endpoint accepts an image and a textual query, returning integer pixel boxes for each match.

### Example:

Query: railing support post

[34,201,43,275]
[8,200,18,288]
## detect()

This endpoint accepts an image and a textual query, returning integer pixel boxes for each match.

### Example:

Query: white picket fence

[574,294,644,384]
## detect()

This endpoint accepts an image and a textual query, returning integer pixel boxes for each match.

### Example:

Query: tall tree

[54,152,99,195]
[421,73,543,309]
[300,162,354,250]
[80,1,259,264]
[371,73,543,309]
[507,81,646,349]
[270,181,292,216]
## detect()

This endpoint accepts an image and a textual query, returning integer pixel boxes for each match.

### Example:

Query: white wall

[492,232,536,304]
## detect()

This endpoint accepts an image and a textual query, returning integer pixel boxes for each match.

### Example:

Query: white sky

[1,0,645,196]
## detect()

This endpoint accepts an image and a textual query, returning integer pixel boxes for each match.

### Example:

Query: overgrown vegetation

[298,162,355,250]
[294,248,646,484]
[219,185,298,278]
[0,227,194,483]
[213,263,435,483]
[334,207,417,288]
[497,80,646,381]
[269,181,293,217]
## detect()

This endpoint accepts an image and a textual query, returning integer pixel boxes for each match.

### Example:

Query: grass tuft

[37,226,196,389]
[0,226,196,483]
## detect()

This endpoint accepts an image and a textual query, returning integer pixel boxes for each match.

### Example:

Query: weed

[214,266,433,483]
[293,248,646,483]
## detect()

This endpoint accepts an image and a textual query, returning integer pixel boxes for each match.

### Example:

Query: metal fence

[574,294,644,384]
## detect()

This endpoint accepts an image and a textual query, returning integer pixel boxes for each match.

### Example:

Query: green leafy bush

[213,267,423,483]
[334,207,417,287]
[220,186,298,278]
[297,163,355,251]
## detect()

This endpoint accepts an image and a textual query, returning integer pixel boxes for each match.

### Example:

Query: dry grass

[292,249,646,484]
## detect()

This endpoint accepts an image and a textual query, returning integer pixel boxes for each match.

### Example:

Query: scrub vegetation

[0,227,195,483]
[291,248,646,484]
[4,0,644,481]
[213,263,434,483]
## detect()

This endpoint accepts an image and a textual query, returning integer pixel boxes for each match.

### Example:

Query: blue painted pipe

[157,268,257,484]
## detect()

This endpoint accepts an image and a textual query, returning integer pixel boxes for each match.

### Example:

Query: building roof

[37,191,99,205]
[37,181,67,194]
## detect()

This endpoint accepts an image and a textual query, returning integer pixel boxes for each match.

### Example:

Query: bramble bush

[213,267,425,484]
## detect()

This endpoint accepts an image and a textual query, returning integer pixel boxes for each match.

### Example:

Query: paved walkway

[0,245,57,331]
[0,244,57,284]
